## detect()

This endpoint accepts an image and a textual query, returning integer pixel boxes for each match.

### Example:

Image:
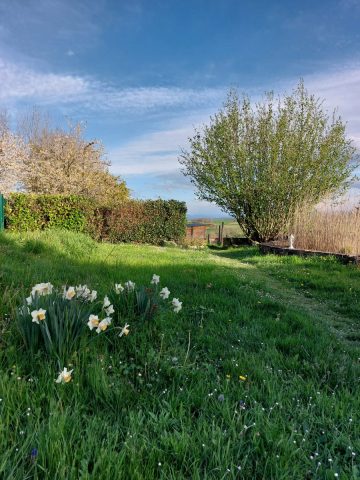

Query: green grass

[191,217,243,238]
[0,229,359,479]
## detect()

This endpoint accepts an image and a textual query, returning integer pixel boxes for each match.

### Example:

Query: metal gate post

[0,194,5,231]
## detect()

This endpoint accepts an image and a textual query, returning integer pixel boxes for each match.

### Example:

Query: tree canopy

[179,81,357,241]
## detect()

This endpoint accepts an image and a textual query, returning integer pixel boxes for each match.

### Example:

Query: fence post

[0,193,5,231]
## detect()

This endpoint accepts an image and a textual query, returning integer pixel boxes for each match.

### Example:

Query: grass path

[210,252,359,345]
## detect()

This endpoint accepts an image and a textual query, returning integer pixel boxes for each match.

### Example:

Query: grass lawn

[0,230,359,479]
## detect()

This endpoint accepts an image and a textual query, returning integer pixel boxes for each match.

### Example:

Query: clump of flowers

[109,274,182,322]
[17,277,183,383]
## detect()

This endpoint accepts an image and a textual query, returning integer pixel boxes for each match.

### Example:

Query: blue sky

[0,0,359,216]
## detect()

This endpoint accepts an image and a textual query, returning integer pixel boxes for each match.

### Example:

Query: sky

[0,0,359,216]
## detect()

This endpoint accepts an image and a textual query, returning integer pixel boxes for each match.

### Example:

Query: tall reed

[288,207,360,255]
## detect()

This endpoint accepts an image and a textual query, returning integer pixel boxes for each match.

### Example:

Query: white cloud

[0,59,89,102]
[0,57,224,113]
[109,127,192,175]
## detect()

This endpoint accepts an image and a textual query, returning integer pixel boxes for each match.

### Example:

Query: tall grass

[289,207,360,255]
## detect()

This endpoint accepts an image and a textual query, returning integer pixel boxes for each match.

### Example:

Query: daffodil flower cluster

[63,284,97,302]
[26,282,54,305]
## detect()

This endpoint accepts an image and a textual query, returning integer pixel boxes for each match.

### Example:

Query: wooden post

[221,222,224,244]
[207,233,210,244]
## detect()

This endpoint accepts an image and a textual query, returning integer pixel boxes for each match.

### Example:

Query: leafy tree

[179,82,357,241]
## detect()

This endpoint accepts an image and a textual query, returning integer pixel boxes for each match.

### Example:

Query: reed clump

[289,207,360,255]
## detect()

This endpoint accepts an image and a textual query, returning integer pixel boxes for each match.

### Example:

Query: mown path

[209,252,360,346]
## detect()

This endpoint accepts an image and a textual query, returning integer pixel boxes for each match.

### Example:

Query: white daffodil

[31,282,53,297]
[124,281,135,291]
[119,323,130,337]
[89,290,97,302]
[26,296,33,306]
[103,296,111,308]
[87,314,100,330]
[115,283,124,294]
[96,317,112,334]
[31,308,46,324]
[151,274,160,285]
[159,287,170,299]
[55,367,73,384]
[105,304,114,316]
[64,286,76,300]
[171,298,182,313]
[75,284,91,300]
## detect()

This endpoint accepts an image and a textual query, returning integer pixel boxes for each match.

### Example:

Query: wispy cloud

[0,58,224,113]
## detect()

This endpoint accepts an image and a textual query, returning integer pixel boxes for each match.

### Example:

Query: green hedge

[5,194,186,244]
[99,199,187,244]
[5,194,94,233]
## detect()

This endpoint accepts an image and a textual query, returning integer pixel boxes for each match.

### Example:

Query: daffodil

[115,283,124,294]
[119,323,130,337]
[26,296,33,306]
[151,274,160,285]
[55,367,73,384]
[96,317,112,334]
[64,286,76,300]
[159,287,170,299]
[75,284,91,299]
[31,308,46,324]
[31,282,53,297]
[124,280,135,291]
[239,375,247,381]
[171,298,182,313]
[103,296,111,308]
[87,314,100,330]
[105,304,114,315]
[89,290,97,302]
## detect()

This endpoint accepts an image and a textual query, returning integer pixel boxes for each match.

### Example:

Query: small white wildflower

[151,274,160,285]
[31,308,46,324]
[115,283,124,294]
[64,286,76,300]
[119,323,130,337]
[96,317,112,334]
[26,296,33,306]
[55,367,73,384]
[171,298,182,313]
[159,287,170,299]
[103,296,111,308]
[87,314,100,330]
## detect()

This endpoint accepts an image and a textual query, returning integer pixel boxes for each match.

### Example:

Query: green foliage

[5,193,93,232]
[100,199,187,244]
[180,81,357,242]
[4,194,186,244]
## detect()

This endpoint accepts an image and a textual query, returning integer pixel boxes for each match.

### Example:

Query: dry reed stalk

[288,207,360,255]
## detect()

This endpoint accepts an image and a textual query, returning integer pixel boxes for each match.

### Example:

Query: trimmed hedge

[100,199,187,244]
[5,194,93,233]
[4,194,187,244]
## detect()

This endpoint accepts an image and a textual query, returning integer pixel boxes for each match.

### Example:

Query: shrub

[5,194,187,244]
[99,199,187,244]
[5,193,94,233]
